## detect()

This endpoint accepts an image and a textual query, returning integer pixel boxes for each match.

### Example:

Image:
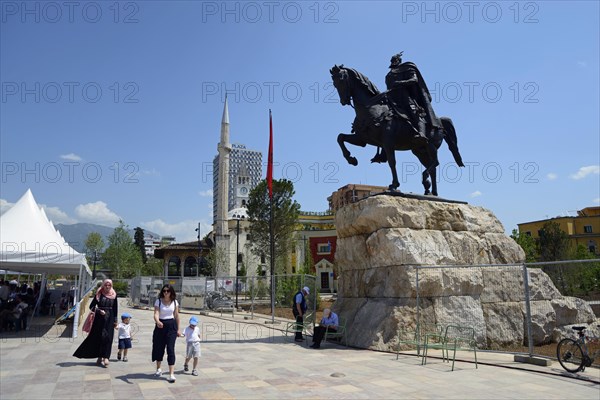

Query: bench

[396,323,444,360]
[323,316,347,347]
[422,324,478,371]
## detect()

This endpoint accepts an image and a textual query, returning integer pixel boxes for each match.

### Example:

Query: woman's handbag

[82,310,95,333]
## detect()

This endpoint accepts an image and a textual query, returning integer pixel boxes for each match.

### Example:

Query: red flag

[267,109,273,198]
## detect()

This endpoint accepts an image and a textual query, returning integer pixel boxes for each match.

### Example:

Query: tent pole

[72,265,83,339]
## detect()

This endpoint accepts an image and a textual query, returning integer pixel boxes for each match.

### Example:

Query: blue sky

[1,1,599,242]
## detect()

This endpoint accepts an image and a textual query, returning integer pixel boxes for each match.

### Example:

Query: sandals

[96,357,110,367]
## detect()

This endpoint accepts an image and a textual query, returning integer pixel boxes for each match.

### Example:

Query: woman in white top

[152,284,183,382]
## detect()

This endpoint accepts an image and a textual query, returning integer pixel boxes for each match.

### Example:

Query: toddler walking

[116,313,133,361]
[183,316,201,376]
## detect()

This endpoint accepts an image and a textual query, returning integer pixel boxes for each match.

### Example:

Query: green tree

[536,221,570,261]
[206,245,227,277]
[571,244,597,260]
[510,229,538,262]
[103,221,144,279]
[84,232,105,260]
[134,227,148,264]
[143,256,164,276]
[246,179,301,275]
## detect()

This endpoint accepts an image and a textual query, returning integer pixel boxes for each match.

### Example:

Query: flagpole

[267,110,275,323]
[270,191,275,324]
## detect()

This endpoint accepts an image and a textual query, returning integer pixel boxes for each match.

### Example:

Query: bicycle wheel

[557,338,584,373]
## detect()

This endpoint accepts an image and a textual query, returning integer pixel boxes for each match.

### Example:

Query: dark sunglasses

[162,289,170,293]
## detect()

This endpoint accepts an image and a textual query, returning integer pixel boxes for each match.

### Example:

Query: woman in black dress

[73,279,118,367]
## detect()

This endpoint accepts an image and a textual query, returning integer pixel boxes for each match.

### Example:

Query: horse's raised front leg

[337,133,366,166]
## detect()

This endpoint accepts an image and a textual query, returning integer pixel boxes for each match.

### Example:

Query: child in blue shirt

[183,316,201,376]
[116,313,133,361]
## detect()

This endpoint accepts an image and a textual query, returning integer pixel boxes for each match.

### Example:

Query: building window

[317,242,332,254]
[583,225,593,233]
[525,231,532,236]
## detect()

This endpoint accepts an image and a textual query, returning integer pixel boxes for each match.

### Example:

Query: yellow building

[517,207,600,256]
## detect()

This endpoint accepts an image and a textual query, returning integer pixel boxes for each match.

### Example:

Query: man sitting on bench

[310,308,338,349]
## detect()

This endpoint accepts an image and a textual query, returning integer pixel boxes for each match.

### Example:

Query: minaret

[215,96,231,276]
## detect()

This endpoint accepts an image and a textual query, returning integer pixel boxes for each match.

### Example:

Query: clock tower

[235,163,251,209]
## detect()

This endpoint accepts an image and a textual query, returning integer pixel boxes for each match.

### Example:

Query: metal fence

[124,260,599,363]
[410,259,600,364]
[128,274,317,322]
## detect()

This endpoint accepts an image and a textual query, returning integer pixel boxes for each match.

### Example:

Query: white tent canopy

[0,189,91,276]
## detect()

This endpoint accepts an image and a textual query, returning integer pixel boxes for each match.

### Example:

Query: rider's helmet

[389,52,404,68]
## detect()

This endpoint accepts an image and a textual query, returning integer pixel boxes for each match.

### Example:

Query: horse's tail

[440,117,464,167]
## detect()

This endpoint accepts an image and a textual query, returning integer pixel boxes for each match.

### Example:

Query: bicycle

[556,325,600,373]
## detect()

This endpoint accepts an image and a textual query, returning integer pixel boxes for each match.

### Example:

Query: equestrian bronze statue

[330,54,464,196]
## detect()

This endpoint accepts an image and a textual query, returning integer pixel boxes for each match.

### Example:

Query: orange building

[327,184,387,212]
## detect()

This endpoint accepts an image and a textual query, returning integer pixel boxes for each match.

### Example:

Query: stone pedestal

[333,195,597,351]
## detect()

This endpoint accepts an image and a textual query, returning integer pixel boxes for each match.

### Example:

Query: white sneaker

[154,369,162,377]
[167,374,176,383]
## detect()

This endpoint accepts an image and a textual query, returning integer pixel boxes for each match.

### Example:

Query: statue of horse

[330,65,464,196]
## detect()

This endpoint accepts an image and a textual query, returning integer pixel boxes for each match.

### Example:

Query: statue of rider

[385,52,441,146]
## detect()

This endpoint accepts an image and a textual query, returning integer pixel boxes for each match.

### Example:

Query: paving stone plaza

[0,298,598,399]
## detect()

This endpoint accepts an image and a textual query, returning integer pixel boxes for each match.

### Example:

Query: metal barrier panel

[415,264,526,353]
[412,261,599,364]
[127,274,316,321]
[525,259,600,365]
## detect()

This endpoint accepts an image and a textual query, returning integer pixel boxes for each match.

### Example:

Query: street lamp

[232,213,245,309]
[195,223,202,277]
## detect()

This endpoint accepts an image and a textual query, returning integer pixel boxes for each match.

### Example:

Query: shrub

[113,281,129,297]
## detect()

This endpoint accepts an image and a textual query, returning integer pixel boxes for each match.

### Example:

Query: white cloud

[2,197,78,224]
[546,173,557,180]
[140,219,212,242]
[0,199,14,215]
[593,198,600,204]
[1,198,77,223]
[470,191,482,198]
[41,204,77,224]
[60,153,82,161]
[75,201,121,226]
[569,165,600,180]
[199,189,213,197]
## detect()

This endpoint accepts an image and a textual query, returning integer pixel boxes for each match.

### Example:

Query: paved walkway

[1,299,598,399]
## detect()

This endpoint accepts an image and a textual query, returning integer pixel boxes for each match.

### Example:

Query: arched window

[184,256,197,277]
[168,256,181,277]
